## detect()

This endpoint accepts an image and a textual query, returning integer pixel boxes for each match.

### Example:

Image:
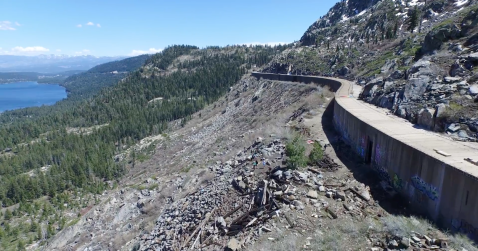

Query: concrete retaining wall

[251,72,478,239]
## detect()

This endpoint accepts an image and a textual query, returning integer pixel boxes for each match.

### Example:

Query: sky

[0,0,338,57]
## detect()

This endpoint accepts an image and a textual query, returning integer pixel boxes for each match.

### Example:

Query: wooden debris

[326,207,338,219]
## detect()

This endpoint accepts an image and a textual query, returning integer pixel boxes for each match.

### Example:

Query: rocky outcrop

[359,55,478,141]
[418,108,435,130]
[421,24,462,54]
[300,0,380,46]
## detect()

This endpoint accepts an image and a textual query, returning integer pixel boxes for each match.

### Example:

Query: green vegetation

[0,44,287,249]
[0,54,150,126]
[285,135,307,169]
[407,6,420,33]
[362,51,394,77]
[0,71,82,84]
[0,44,285,207]
[308,142,324,165]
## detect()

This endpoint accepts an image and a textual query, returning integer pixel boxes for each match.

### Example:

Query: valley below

[1,0,478,250]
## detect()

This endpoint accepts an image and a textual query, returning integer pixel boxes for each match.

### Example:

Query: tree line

[0,44,289,206]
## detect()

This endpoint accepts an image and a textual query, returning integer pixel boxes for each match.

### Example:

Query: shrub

[308,142,324,165]
[285,135,307,169]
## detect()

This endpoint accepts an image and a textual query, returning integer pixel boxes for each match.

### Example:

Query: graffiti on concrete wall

[333,114,351,145]
[411,176,439,201]
[392,173,403,190]
[460,220,478,238]
[356,135,366,157]
[372,164,391,182]
[374,143,385,166]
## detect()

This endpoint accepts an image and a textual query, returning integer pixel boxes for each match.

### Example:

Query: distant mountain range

[0,54,126,73]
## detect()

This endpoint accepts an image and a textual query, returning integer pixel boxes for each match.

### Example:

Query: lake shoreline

[0,81,67,113]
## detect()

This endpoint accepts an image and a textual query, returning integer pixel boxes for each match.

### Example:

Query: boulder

[141,189,151,197]
[226,238,239,251]
[335,191,346,201]
[467,122,478,132]
[293,200,305,210]
[444,76,462,83]
[296,172,308,182]
[216,217,227,229]
[470,84,478,95]
[458,130,469,138]
[273,191,283,196]
[421,24,461,54]
[403,76,431,101]
[397,108,407,118]
[390,70,404,79]
[434,104,448,131]
[233,179,247,192]
[418,108,435,130]
[338,66,350,76]
[448,43,463,52]
[137,201,145,209]
[307,190,318,199]
[360,78,383,99]
[465,52,478,62]
[377,93,395,110]
[450,60,467,77]
[360,190,371,201]
[381,59,397,74]
[283,171,292,180]
[462,9,478,35]
[448,123,461,132]
[272,170,283,179]
[407,59,440,79]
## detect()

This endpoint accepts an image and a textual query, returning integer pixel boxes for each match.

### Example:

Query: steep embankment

[46,74,329,251]
[0,44,288,250]
[262,0,478,141]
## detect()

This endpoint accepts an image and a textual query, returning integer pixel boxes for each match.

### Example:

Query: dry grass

[250,214,478,251]
[381,215,432,238]
[250,218,372,251]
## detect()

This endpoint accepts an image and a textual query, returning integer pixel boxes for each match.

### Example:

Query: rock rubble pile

[136,136,391,250]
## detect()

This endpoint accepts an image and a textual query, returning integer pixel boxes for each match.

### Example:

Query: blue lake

[0,82,67,112]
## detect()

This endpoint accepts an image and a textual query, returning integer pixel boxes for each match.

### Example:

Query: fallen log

[223,204,243,219]
[183,209,216,248]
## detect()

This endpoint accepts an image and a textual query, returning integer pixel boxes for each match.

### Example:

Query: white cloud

[96,23,101,28]
[56,49,61,52]
[74,49,91,55]
[0,46,50,55]
[12,46,49,52]
[86,22,94,26]
[242,42,289,47]
[0,21,16,31]
[15,22,21,26]
[77,24,82,28]
[129,48,163,56]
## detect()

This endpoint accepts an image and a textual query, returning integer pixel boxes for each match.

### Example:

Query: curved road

[252,72,478,235]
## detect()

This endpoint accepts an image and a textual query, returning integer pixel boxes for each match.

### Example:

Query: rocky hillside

[262,0,478,141]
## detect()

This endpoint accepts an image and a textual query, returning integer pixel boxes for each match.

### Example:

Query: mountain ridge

[0,54,126,73]
[262,0,478,141]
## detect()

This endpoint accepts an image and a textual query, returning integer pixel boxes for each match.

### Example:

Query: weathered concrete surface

[252,72,478,239]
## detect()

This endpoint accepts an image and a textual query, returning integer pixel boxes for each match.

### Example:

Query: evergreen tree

[4,209,12,220]
[36,226,42,240]
[408,6,420,33]
[393,21,399,37]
